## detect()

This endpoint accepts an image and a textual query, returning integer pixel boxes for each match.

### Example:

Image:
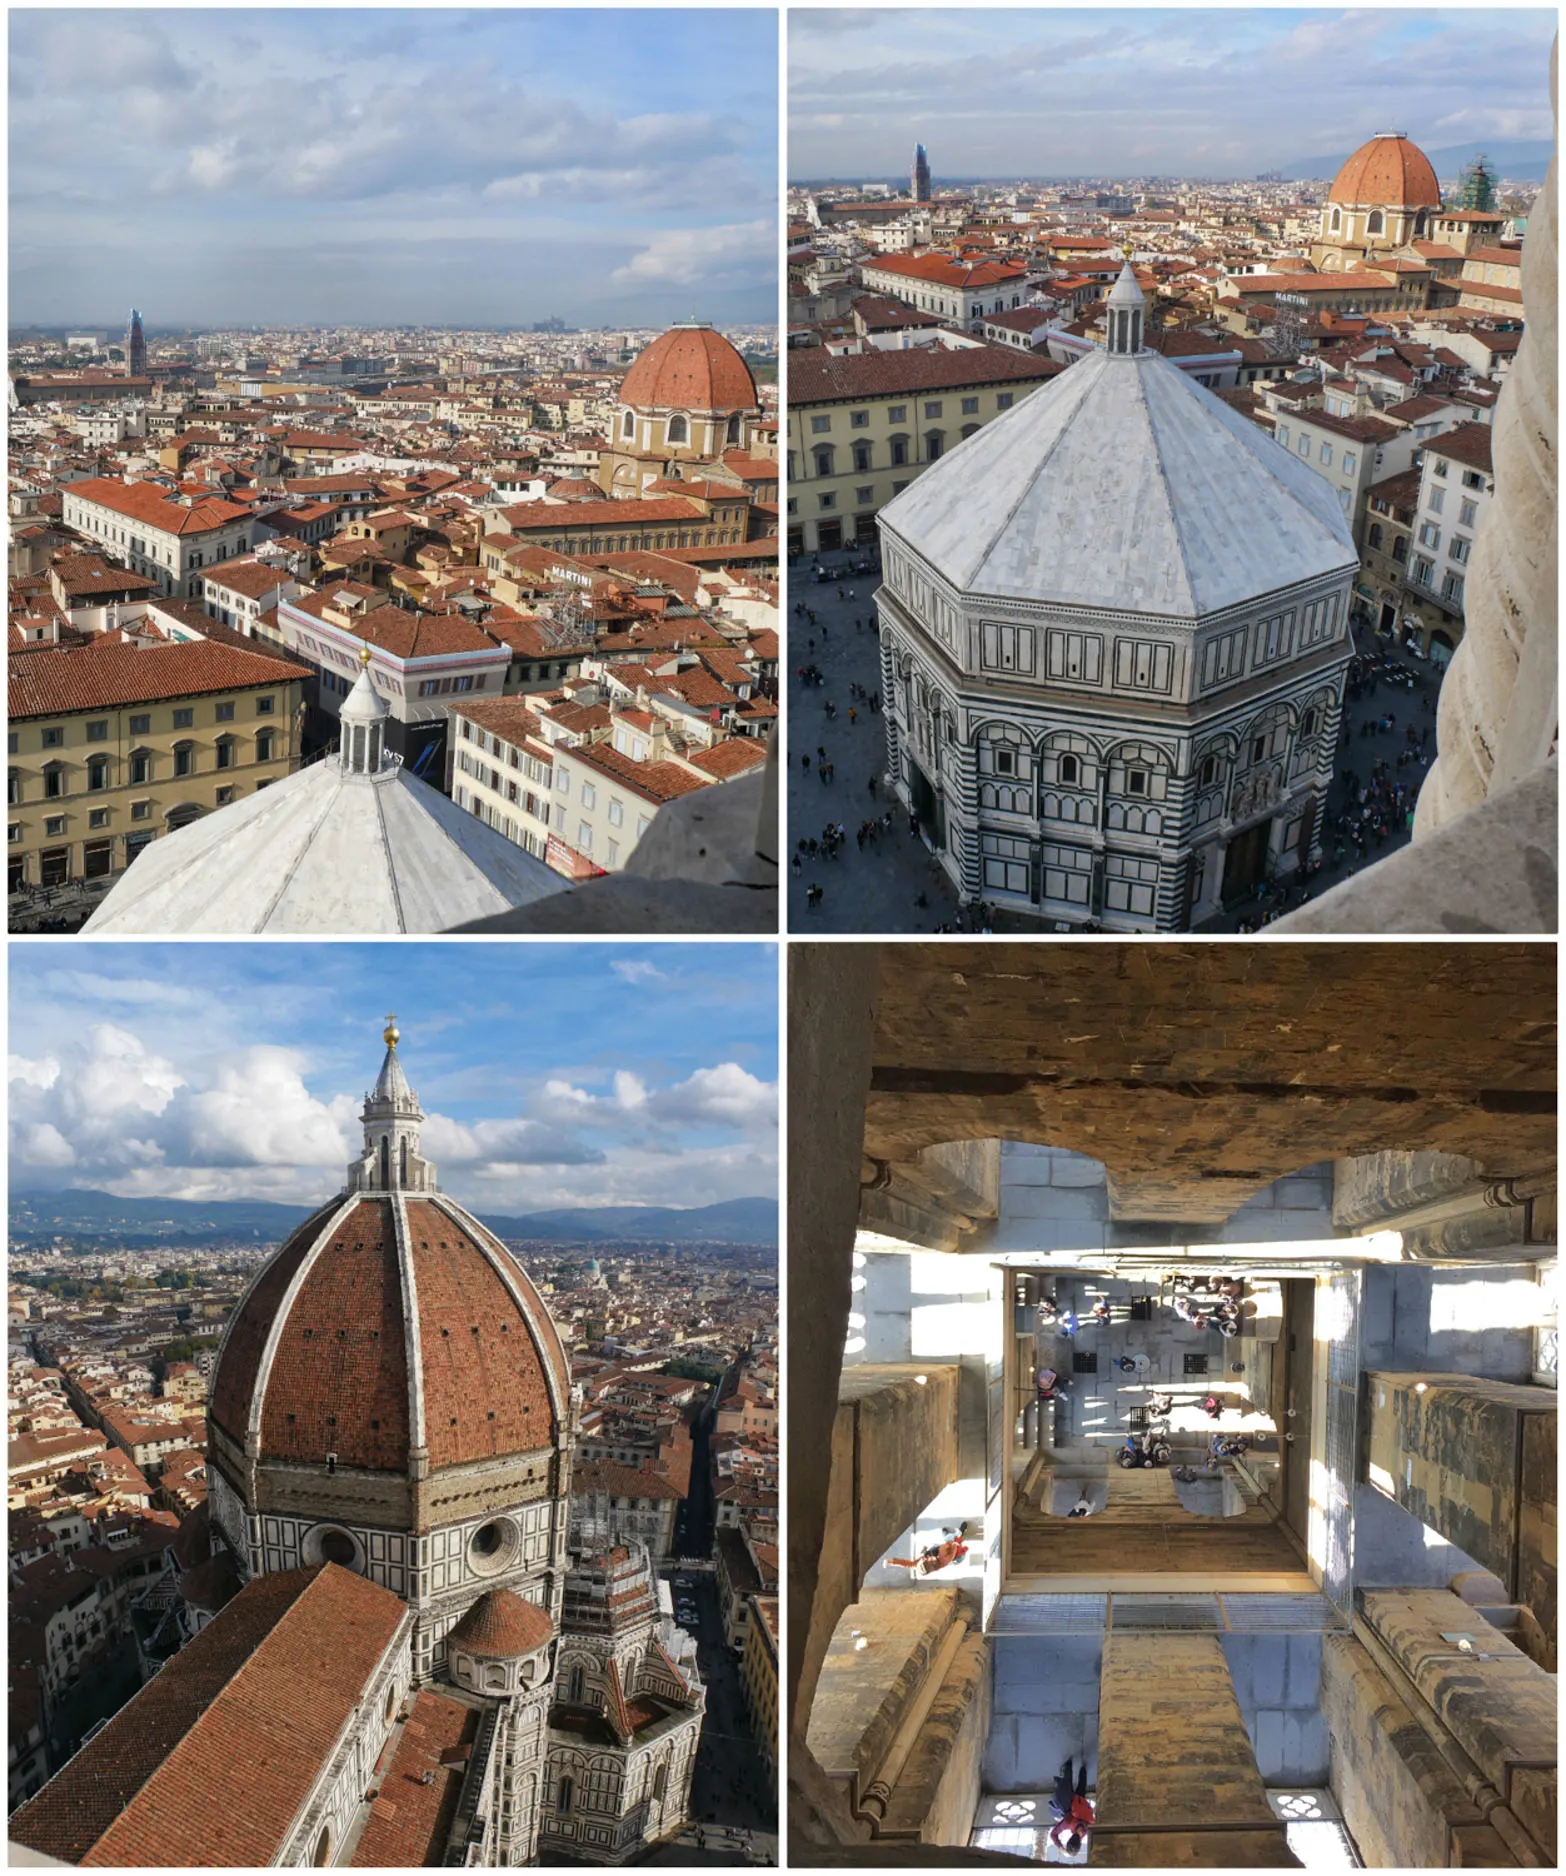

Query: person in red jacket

[886,1521,970,1576]
[1048,1758,1094,1854]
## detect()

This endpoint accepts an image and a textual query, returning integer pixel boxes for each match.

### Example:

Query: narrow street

[645,1402,777,1865]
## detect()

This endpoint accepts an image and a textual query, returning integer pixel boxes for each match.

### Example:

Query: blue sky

[8,942,778,1211]
[10,8,778,327]
[790,8,1555,180]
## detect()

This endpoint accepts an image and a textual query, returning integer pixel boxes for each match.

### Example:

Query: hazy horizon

[11,8,779,329]
[790,7,1554,183]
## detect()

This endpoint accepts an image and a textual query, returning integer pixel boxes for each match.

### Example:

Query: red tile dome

[448,1587,556,1658]
[1329,132,1441,209]
[619,323,758,415]
[210,1192,571,1474]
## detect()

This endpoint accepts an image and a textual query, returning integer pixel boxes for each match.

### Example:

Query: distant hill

[9,1189,313,1240]
[10,1189,777,1249]
[489,1198,778,1246]
[1280,139,1553,185]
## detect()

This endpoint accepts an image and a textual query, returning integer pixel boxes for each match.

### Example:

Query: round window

[467,1517,520,1577]
[319,1529,356,1568]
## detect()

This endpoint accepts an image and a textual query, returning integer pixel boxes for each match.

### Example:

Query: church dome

[449,1587,556,1658]
[209,1028,572,1479]
[879,268,1356,621]
[1328,131,1441,208]
[619,323,758,415]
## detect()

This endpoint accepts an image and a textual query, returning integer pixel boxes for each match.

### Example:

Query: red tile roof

[8,638,304,720]
[63,476,252,536]
[1328,133,1441,209]
[447,1588,554,1659]
[348,1690,479,1869]
[9,1565,408,1867]
[619,326,758,415]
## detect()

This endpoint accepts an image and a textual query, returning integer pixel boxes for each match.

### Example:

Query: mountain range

[9,1189,777,1248]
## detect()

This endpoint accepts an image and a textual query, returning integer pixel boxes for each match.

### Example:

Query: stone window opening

[667,414,689,445]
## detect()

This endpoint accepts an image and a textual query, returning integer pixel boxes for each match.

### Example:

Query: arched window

[852,442,872,474]
[1330,206,1342,232]
[557,1776,575,1816]
[312,1826,333,1866]
[256,729,275,764]
[960,424,979,440]
[667,414,689,445]
[652,1763,668,1802]
[1368,522,1383,551]
[925,431,944,461]
[1199,754,1218,787]
[568,1665,585,1703]
[172,740,195,778]
[621,410,634,437]
[1367,210,1384,236]
[379,1136,390,1187]
[813,445,834,477]
[215,735,236,771]
[889,434,909,466]
[1059,754,1079,785]
[725,413,742,445]
[86,756,109,792]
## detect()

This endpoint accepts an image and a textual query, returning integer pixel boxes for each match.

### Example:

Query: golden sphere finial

[359,644,373,668]
[383,1010,399,1048]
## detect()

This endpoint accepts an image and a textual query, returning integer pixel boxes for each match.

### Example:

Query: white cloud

[8,1016,771,1213]
[611,221,774,289]
[610,959,669,985]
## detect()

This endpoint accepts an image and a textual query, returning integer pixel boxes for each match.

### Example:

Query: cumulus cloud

[611,221,775,289]
[8,1021,770,1211]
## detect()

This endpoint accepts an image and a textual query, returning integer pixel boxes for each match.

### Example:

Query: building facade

[7,639,304,894]
[1401,422,1494,662]
[875,264,1358,930]
[857,253,1037,328]
[60,479,263,601]
[786,344,1062,554]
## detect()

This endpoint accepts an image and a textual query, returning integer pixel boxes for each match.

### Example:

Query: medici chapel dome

[209,1020,571,1482]
[619,321,759,415]
[1328,131,1442,207]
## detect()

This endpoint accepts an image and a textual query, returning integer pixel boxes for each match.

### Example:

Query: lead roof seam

[961,358,1102,596]
[390,1189,427,1463]
[247,768,351,933]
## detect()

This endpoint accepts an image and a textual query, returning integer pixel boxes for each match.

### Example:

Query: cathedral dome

[1328,132,1441,208]
[619,323,758,415]
[209,1030,572,1481]
[879,267,1356,621]
[449,1587,556,1658]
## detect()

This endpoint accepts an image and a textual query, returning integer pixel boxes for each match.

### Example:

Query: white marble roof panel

[81,758,565,934]
[880,347,1358,620]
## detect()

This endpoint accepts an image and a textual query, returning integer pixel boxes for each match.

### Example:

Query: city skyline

[8,942,779,1212]
[10,7,779,327]
[789,7,1555,181]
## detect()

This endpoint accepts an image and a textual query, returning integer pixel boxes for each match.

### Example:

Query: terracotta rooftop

[619,324,758,416]
[348,1690,478,1868]
[209,1195,570,1475]
[8,638,303,720]
[63,476,252,535]
[447,1588,555,1659]
[789,342,1062,405]
[9,1565,407,1868]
